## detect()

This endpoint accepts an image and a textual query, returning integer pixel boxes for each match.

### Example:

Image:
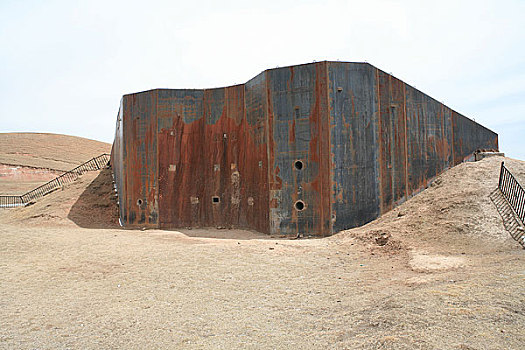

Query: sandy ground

[1,152,524,349]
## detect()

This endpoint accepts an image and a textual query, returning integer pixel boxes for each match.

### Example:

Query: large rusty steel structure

[111,61,498,236]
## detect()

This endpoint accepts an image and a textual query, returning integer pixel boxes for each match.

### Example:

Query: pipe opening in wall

[212,196,220,204]
[294,160,304,170]
[294,200,305,211]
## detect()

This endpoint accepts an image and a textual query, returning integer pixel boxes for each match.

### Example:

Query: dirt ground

[1,140,524,348]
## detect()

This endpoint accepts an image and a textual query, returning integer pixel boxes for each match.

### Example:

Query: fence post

[499,162,504,189]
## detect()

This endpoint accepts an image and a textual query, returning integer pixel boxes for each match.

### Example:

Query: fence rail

[0,153,110,208]
[0,195,24,208]
[499,161,525,225]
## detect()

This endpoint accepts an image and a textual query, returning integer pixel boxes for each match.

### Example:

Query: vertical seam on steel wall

[375,68,384,214]
[120,99,125,226]
[243,83,247,229]
[450,109,455,165]
[119,101,124,225]
[316,63,324,235]
[125,96,129,226]
[324,61,333,234]
[440,104,444,168]
[155,90,159,227]
[389,74,395,207]
[440,104,446,170]
[403,82,409,200]
[264,70,272,234]
[318,62,326,235]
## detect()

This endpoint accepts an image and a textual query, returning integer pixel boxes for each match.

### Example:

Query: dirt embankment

[0,133,111,195]
[0,132,111,172]
[0,164,62,195]
[0,168,119,229]
[334,156,525,252]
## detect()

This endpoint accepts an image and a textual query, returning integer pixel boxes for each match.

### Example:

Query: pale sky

[1,0,524,159]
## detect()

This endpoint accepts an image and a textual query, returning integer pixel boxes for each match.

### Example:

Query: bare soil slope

[335,156,525,250]
[0,133,111,195]
[0,133,111,171]
[0,141,524,349]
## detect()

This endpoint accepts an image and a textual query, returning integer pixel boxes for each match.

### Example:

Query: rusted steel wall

[119,91,158,227]
[328,62,381,232]
[111,102,125,223]
[404,84,454,195]
[156,82,269,232]
[266,62,332,236]
[376,70,409,214]
[244,73,270,233]
[327,62,498,233]
[157,89,204,228]
[452,111,498,164]
[112,61,498,235]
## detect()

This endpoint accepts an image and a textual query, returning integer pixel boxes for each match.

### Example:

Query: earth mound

[333,155,525,254]
[0,133,111,195]
[0,132,111,171]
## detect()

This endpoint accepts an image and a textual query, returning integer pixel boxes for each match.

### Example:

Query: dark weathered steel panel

[404,85,453,195]
[111,101,125,223]
[243,72,270,233]
[452,111,498,165]
[328,62,380,232]
[121,90,158,227]
[266,63,331,236]
[376,71,408,211]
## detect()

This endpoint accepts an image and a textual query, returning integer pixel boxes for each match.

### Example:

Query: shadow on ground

[176,227,277,240]
[68,169,119,229]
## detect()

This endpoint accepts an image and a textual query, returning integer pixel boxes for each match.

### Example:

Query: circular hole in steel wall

[137,199,143,206]
[294,200,306,211]
[294,160,304,170]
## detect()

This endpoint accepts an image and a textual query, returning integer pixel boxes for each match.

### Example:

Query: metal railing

[0,153,110,208]
[498,162,525,225]
[0,195,24,208]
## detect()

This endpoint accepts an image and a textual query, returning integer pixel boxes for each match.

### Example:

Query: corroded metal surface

[120,91,158,226]
[452,111,498,164]
[328,62,380,232]
[156,84,269,232]
[267,62,332,236]
[112,61,499,236]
